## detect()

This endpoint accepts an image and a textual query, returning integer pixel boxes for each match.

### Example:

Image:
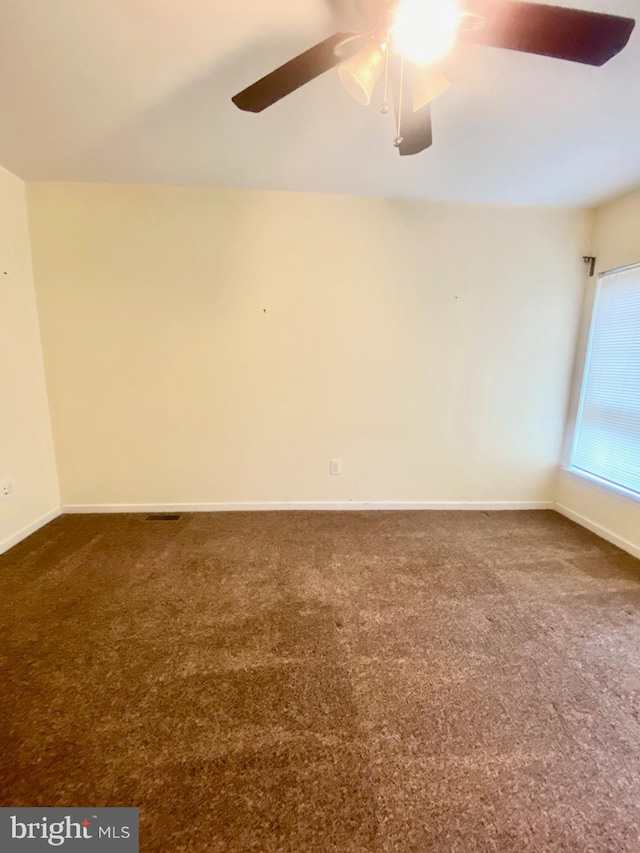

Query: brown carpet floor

[1,510,640,851]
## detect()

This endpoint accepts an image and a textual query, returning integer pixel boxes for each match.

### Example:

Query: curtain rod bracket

[583,256,596,277]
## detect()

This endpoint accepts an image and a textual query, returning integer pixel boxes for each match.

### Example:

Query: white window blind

[571,264,640,498]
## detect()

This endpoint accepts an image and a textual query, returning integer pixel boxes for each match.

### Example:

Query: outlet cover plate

[0,479,14,500]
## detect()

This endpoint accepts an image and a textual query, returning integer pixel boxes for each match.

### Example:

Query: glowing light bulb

[393,0,460,66]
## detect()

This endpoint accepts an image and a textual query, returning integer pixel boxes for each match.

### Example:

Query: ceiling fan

[231,0,635,156]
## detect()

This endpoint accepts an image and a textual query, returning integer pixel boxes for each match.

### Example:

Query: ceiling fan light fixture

[459,10,486,31]
[392,0,460,66]
[332,34,368,60]
[412,66,452,110]
[338,40,386,106]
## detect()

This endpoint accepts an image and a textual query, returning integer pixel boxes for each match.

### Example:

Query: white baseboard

[62,500,553,514]
[0,507,61,556]
[554,503,640,560]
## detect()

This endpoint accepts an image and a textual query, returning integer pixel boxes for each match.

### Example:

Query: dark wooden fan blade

[397,103,433,155]
[392,60,433,156]
[460,1,635,66]
[232,32,360,112]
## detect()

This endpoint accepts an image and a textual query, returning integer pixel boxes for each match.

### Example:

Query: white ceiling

[0,0,638,206]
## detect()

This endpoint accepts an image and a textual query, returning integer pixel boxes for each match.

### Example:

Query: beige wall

[27,182,589,508]
[556,187,640,558]
[0,167,59,552]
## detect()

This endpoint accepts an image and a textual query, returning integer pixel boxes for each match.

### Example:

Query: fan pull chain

[394,56,404,147]
[380,13,391,115]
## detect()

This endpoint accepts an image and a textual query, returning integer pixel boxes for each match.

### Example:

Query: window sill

[562,466,640,506]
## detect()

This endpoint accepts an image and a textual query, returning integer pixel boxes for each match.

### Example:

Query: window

[570,263,640,499]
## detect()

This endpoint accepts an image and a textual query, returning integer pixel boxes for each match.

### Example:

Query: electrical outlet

[0,479,14,501]
[330,460,341,476]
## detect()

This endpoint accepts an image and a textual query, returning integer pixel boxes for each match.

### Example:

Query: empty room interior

[1,0,640,849]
